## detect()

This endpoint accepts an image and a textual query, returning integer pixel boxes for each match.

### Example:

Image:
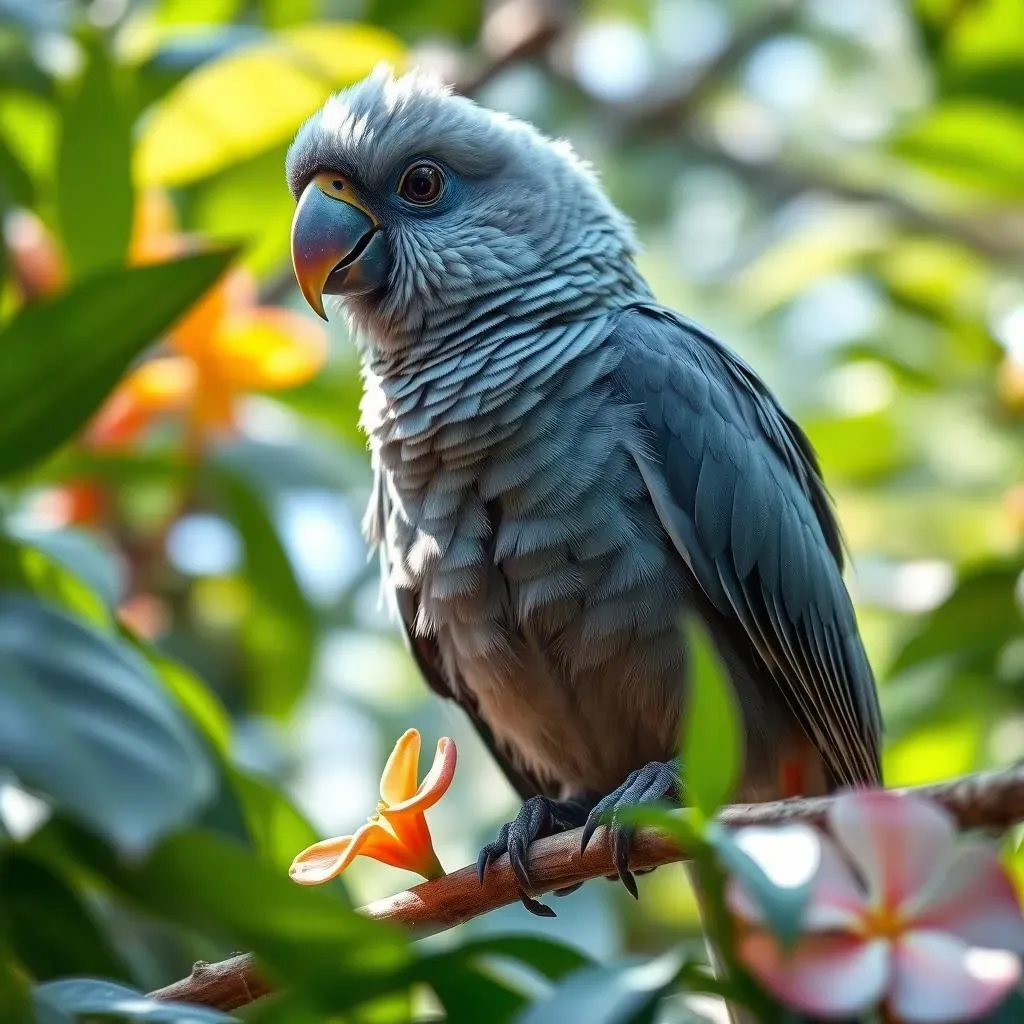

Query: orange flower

[97,189,326,444]
[290,730,456,884]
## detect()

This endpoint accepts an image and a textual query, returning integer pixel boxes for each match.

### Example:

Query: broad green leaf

[802,410,910,484]
[218,469,316,719]
[890,560,1024,677]
[987,989,1024,1024]
[0,594,214,853]
[0,957,34,1024]
[883,713,984,787]
[144,650,232,754]
[0,853,130,983]
[190,145,295,275]
[0,249,235,478]
[366,0,483,43]
[514,951,684,1024]
[260,0,315,28]
[56,39,133,277]
[33,978,232,1022]
[681,617,742,822]
[157,0,244,24]
[709,824,814,951]
[892,103,1024,199]
[4,527,125,610]
[0,532,111,627]
[105,830,410,1008]
[135,24,406,186]
[229,769,321,877]
[0,131,35,208]
[431,966,528,1023]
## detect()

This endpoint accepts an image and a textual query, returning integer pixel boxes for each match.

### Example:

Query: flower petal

[890,929,1021,1023]
[87,357,196,448]
[739,930,889,1018]
[213,309,326,390]
[910,842,1024,954]
[289,824,373,884]
[830,790,955,909]
[130,189,187,265]
[379,729,422,806]
[387,736,457,813]
[170,269,252,358]
[289,819,413,883]
[727,828,865,931]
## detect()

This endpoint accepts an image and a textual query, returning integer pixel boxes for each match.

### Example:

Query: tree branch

[150,765,1024,1012]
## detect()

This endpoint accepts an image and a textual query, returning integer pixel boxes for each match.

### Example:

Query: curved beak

[290,173,389,320]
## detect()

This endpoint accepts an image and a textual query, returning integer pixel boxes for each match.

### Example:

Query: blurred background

[1,0,1023,1007]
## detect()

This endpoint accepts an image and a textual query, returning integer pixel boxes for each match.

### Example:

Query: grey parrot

[287,67,883,906]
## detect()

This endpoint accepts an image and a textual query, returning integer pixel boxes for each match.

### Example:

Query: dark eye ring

[399,162,444,205]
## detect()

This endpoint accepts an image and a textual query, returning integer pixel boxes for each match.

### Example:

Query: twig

[149,765,1024,1012]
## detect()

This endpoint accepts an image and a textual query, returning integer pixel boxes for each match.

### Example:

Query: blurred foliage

[0,0,1022,1021]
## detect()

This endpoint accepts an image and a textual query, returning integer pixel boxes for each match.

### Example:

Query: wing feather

[611,304,882,788]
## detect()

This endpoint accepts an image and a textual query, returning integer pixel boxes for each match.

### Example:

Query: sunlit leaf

[514,950,684,1024]
[893,103,1024,198]
[56,38,133,277]
[0,249,236,478]
[890,559,1024,677]
[0,853,130,983]
[681,616,742,823]
[144,650,233,754]
[0,594,214,853]
[135,24,406,186]
[230,768,322,877]
[156,0,244,24]
[366,0,483,43]
[0,532,112,627]
[5,527,125,611]
[803,409,909,484]
[33,978,231,1022]
[190,144,294,275]
[883,713,984,787]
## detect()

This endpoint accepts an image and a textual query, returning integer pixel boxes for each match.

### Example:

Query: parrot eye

[399,162,444,205]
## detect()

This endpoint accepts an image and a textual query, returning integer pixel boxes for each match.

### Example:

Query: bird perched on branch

[287,67,883,909]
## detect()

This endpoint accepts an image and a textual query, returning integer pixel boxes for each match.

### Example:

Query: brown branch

[150,765,1024,1013]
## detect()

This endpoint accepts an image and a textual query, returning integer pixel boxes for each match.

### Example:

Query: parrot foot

[580,759,681,899]
[476,795,593,918]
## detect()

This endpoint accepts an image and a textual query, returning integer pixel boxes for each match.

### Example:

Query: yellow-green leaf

[135,23,406,187]
[681,616,742,822]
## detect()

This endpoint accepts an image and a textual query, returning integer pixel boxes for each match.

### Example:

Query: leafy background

[0,0,1023,1021]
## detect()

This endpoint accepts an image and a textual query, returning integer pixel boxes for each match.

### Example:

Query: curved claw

[476,795,592,918]
[579,759,681,897]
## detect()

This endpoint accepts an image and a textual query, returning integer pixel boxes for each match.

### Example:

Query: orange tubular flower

[290,730,457,885]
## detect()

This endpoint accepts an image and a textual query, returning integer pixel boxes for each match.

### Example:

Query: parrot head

[287,66,638,342]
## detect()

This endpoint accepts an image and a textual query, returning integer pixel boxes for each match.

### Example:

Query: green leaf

[892,103,1024,199]
[0,532,112,628]
[157,0,245,23]
[514,951,684,1024]
[431,966,528,1023]
[0,957,34,1024]
[5,527,125,610]
[365,0,483,43]
[144,650,232,755]
[0,131,35,209]
[135,24,406,187]
[229,769,322,877]
[708,824,814,951]
[56,38,133,277]
[33,978,232,1022]
[105,830,410,1009]
[218,469,316,719]
[0,249,236,478]
[890,559,1024,678]
[0,593,214,853]
[0,853,130,983]
[681,616,742,822]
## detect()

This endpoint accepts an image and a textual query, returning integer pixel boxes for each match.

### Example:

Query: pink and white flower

[728,790,1024,1022]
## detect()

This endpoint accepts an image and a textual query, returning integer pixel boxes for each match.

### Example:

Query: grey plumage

[287,68,882,831]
